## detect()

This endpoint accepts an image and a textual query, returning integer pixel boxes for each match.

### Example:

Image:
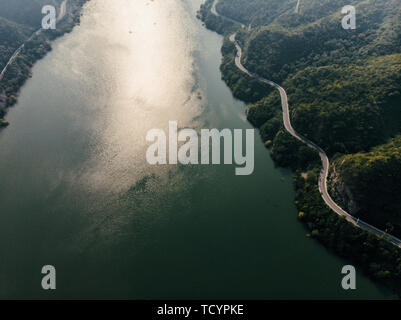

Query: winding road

[0,0,68,83]
[214,0,401,248]
[295,0,301,14]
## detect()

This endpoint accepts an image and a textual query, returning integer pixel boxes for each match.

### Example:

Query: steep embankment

[228,5,401,251]
[201,0,401,294]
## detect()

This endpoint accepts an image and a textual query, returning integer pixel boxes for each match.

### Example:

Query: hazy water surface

[0,0,394,299]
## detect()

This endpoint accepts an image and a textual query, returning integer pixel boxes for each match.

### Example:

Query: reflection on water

[0,0,393,299]
[60,0,203,192]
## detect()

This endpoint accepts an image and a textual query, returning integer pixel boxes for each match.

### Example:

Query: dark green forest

[200,0,401,294]
[295,167,401,291]
[330,136,401,237]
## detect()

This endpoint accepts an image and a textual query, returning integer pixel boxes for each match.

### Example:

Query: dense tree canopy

[331,136,401,237]
[201,0,401,295]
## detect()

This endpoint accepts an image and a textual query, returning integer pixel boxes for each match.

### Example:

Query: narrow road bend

[213,0,401,248]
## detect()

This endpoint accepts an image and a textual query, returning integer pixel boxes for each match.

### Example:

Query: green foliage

[245,0,401,83]
[271,129,319,170]
[332,136,401,236]
[202,0,401,294]
[0,118,9,127]
[247,91,281,127]
[244,0,401,155]
[199,0,236,35]
[286,56,401,155]
[210,0,401,162]
[0,0,62,28]
[295,170,401,294]
[220,49,273,103]
[217,0,293,27]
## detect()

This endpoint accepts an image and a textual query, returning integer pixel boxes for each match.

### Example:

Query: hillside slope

[0,0,87,127]
[330,136,401,237]
[200,0,401,294]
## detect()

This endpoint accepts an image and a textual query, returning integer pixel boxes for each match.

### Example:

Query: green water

[0,0,394,299]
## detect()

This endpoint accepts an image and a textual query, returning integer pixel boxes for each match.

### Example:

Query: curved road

[295,0,301,14]
[0,0,68,83]
[214,0,401,248]
[211,0,245,28]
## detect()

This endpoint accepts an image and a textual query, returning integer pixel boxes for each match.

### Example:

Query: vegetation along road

[0,0,68,82]
[213,0,401,248]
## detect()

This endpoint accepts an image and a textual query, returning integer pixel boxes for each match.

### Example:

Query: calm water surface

[0,0,394,299]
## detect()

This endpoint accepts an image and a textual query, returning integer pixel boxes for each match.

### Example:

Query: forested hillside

[0,0,62,28]
[248,54,401,156]
[0,0,87,127]
[201,0,401,195]
[0,0,62,71]
[200,0,401,294]
[241,0,401,232]
[330,136,401,237]
[216,0,293,27]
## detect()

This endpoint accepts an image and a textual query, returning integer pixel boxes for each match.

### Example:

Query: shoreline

[0,0,88,128]
[201,0,401,296]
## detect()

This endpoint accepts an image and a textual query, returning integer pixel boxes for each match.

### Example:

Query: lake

[0,0,393,299]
